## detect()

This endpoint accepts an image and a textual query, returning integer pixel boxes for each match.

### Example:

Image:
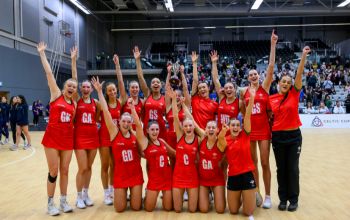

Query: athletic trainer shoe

[104,194,113,206]
[183,191,189,202]
[262,196,272,209]
[4,138,9,144]
[60,198,73,213]
[47,201,60,216]
[0,141,3,145]
[76,197,86,209]
[23,144,31,150]
[83,194,94,207]
[10,144,18,151]
[256,192,263,207]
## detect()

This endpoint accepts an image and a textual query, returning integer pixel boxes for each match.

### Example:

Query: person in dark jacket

[0,96,10,145]
[345,94,350,114]
[10,95,31,150]
[9,96,26,146]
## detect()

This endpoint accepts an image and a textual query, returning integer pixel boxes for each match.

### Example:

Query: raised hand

[113,54,120,66]
[180,65,185,74]
[303,46,311,55]
[133,46,141,60]
[37,42,47,53]
[221,123,229,133]
[127,97,135,109]
[91,76,104,93]
[167,63,172,74]
[271,29,278,45]
[210,50,219,63]
[167,87,177,100]
[191,51,198,63]
[70,46,78,59]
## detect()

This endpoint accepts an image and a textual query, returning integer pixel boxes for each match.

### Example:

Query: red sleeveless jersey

[74,98,99,149]
[144,140,172,191]
[217,97,239,130]
[99,100,121,147]
[111,131,144,188]
[42,95,75,150]
[143,95,166,139]
[225,132,255,176]
[173,135,199,188]
[121,97,143,130]
[166,108,185,149]
[244,86,271,140]
[191,95,218,129]
[199,138,225,186]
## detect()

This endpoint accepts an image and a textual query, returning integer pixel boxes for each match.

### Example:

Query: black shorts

[227,171,256,191]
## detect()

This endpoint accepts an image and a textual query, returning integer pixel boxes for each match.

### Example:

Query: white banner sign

[300,114,350,128]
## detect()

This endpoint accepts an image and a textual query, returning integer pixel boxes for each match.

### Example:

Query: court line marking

[0,147,36,168]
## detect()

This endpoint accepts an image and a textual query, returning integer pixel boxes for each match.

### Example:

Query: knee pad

[48,172,57,183]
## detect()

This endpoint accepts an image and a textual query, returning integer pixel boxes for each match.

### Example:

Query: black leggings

[10,121,25,144]
[272,128,302,204]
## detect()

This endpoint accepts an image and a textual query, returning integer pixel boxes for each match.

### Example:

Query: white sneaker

[248,215,255,220]
[4,138,9,144]
[256,192,263,207]
[262,196,272,209]
[76,197,86,209]
[104,194,113,206]
[47,201,60,216]
[183,191,189,202]
[10,144,18,151]
[60,198,73,213]
[83,195,94,207]
[0,141,4,145]
[209,191,214,203]
[23,144,31,150]
[23,140,27,147]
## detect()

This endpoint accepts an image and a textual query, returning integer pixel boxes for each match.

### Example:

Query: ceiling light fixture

[337,0,350,7]
[69,0,91,14]
[251,0,263,10]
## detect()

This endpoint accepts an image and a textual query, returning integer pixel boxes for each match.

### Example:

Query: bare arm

[191,51,199,96]
[262,30,278,93]
[133,46,150,97]
[210,50,223,101]
[37,42,61,102]
[70,46,80,101]
[128,98,148,151]
[159,138,176,158]
[113,54,128,105]
[169,89,184,141]
[165,65,172,112]
[243,87,256,133]
[179,65,191,107]
[295,46,311,91]
[217,123,228,152]
[91,77,118,141]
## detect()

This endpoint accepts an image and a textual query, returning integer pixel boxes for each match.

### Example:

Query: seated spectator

[333,101,345,114]
[318,102,330,114]
[304,101,316,114]
[324,95,333,109]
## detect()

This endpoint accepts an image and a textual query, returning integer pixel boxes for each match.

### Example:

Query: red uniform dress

[121,98,143,130]
[111,131,143,188]
[217,97,240,130]
[166,108,185,149]
[144,140,172,191]
[269,86,302,131]
[199,138,225,186]
[99,100,121,147]
[173,135,199,188]
[74,98,99,149]
[143,95,166,139]
[244,86,271,141]
[225,132,255,177]
[191,95,218,129]
[42,95,75,150]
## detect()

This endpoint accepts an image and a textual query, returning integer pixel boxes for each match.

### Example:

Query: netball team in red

[38,29,310,219]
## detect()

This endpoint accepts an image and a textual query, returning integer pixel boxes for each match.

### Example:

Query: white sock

[48,197,54,204]
[60,195,66,202]
[104,189,109,196]
[77,192,83,199]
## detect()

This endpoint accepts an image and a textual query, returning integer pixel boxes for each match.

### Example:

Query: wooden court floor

[0,129,349,220]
